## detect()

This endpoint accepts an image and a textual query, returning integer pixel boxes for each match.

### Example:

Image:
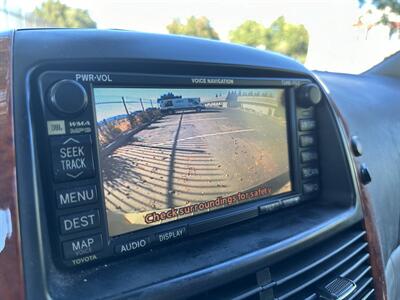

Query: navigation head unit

[36,72,321,267]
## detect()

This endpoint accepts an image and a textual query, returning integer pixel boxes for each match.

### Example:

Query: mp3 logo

[75,73,112,82]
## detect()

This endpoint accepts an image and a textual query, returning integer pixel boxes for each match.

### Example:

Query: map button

[62,234,103,259]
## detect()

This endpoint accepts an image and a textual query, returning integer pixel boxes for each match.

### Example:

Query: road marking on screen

[152,129,255,146]
[182,117,228,122]
[161,117,228,126]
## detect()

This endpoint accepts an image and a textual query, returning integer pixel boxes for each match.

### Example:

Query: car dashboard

[0,29,399,300]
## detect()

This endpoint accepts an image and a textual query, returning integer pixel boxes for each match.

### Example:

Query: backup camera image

[94,87,292,237]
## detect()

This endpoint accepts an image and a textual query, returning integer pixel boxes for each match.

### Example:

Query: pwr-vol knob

[296,83,322,108]
[49,80,88,115]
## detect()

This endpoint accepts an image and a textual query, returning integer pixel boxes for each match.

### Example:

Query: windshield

[2,0,400,74]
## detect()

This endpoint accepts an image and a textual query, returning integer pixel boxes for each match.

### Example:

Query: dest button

[59,210,100,235]
[51,135,95,182]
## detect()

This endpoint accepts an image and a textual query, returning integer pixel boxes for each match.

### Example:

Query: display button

[115,237,151,255]
[60,210,100,234]
[259,200,283,214]
[301,151,318,163]
[157,227,187,244]
[299,119,316,131]
[56,185,97,209]
[51,135,95,182]
[299,135,316,147]
[62,234,103,259]
[302,167,319,179]
[282,196,301,207]
[303,182,320,194]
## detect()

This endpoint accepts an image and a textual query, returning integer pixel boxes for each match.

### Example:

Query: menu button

[56,185,97,209]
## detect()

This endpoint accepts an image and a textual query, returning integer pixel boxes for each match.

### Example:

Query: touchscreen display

[93,87,292,236]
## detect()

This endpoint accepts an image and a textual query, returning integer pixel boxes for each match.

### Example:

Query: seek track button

[51,135,95,182]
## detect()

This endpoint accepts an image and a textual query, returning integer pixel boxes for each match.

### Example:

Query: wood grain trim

[328,98,387,300]
[0,31,25,300]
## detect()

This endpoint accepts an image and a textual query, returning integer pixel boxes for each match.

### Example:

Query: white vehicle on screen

[157,93,205,114]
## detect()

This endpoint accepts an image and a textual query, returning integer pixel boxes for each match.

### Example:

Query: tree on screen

[31,0,96,28]
[229,17,309,63]
[167,16,219,40]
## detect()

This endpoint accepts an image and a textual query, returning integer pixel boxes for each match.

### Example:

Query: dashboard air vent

[189,223,374,300]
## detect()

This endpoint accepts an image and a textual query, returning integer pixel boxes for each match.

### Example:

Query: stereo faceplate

[35,71,320,267]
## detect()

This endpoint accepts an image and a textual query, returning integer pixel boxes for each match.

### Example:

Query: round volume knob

[296,83,322,108]
[49,80,88,115]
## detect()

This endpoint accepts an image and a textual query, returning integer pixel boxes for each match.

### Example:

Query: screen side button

[302,167,319,179]
[62,234,103,259]
[299,119,316,131]
[301,151,318,163]
[299,135,316,147]
[303,182,320,194]
[56,185,97,209]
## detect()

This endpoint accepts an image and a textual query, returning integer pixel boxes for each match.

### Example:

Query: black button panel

[56,185,97,209]
[59,210,100,235]
[38,73,107,267]
[297,107,319,197]
[51,135,95,182]
[62,234,103,259]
